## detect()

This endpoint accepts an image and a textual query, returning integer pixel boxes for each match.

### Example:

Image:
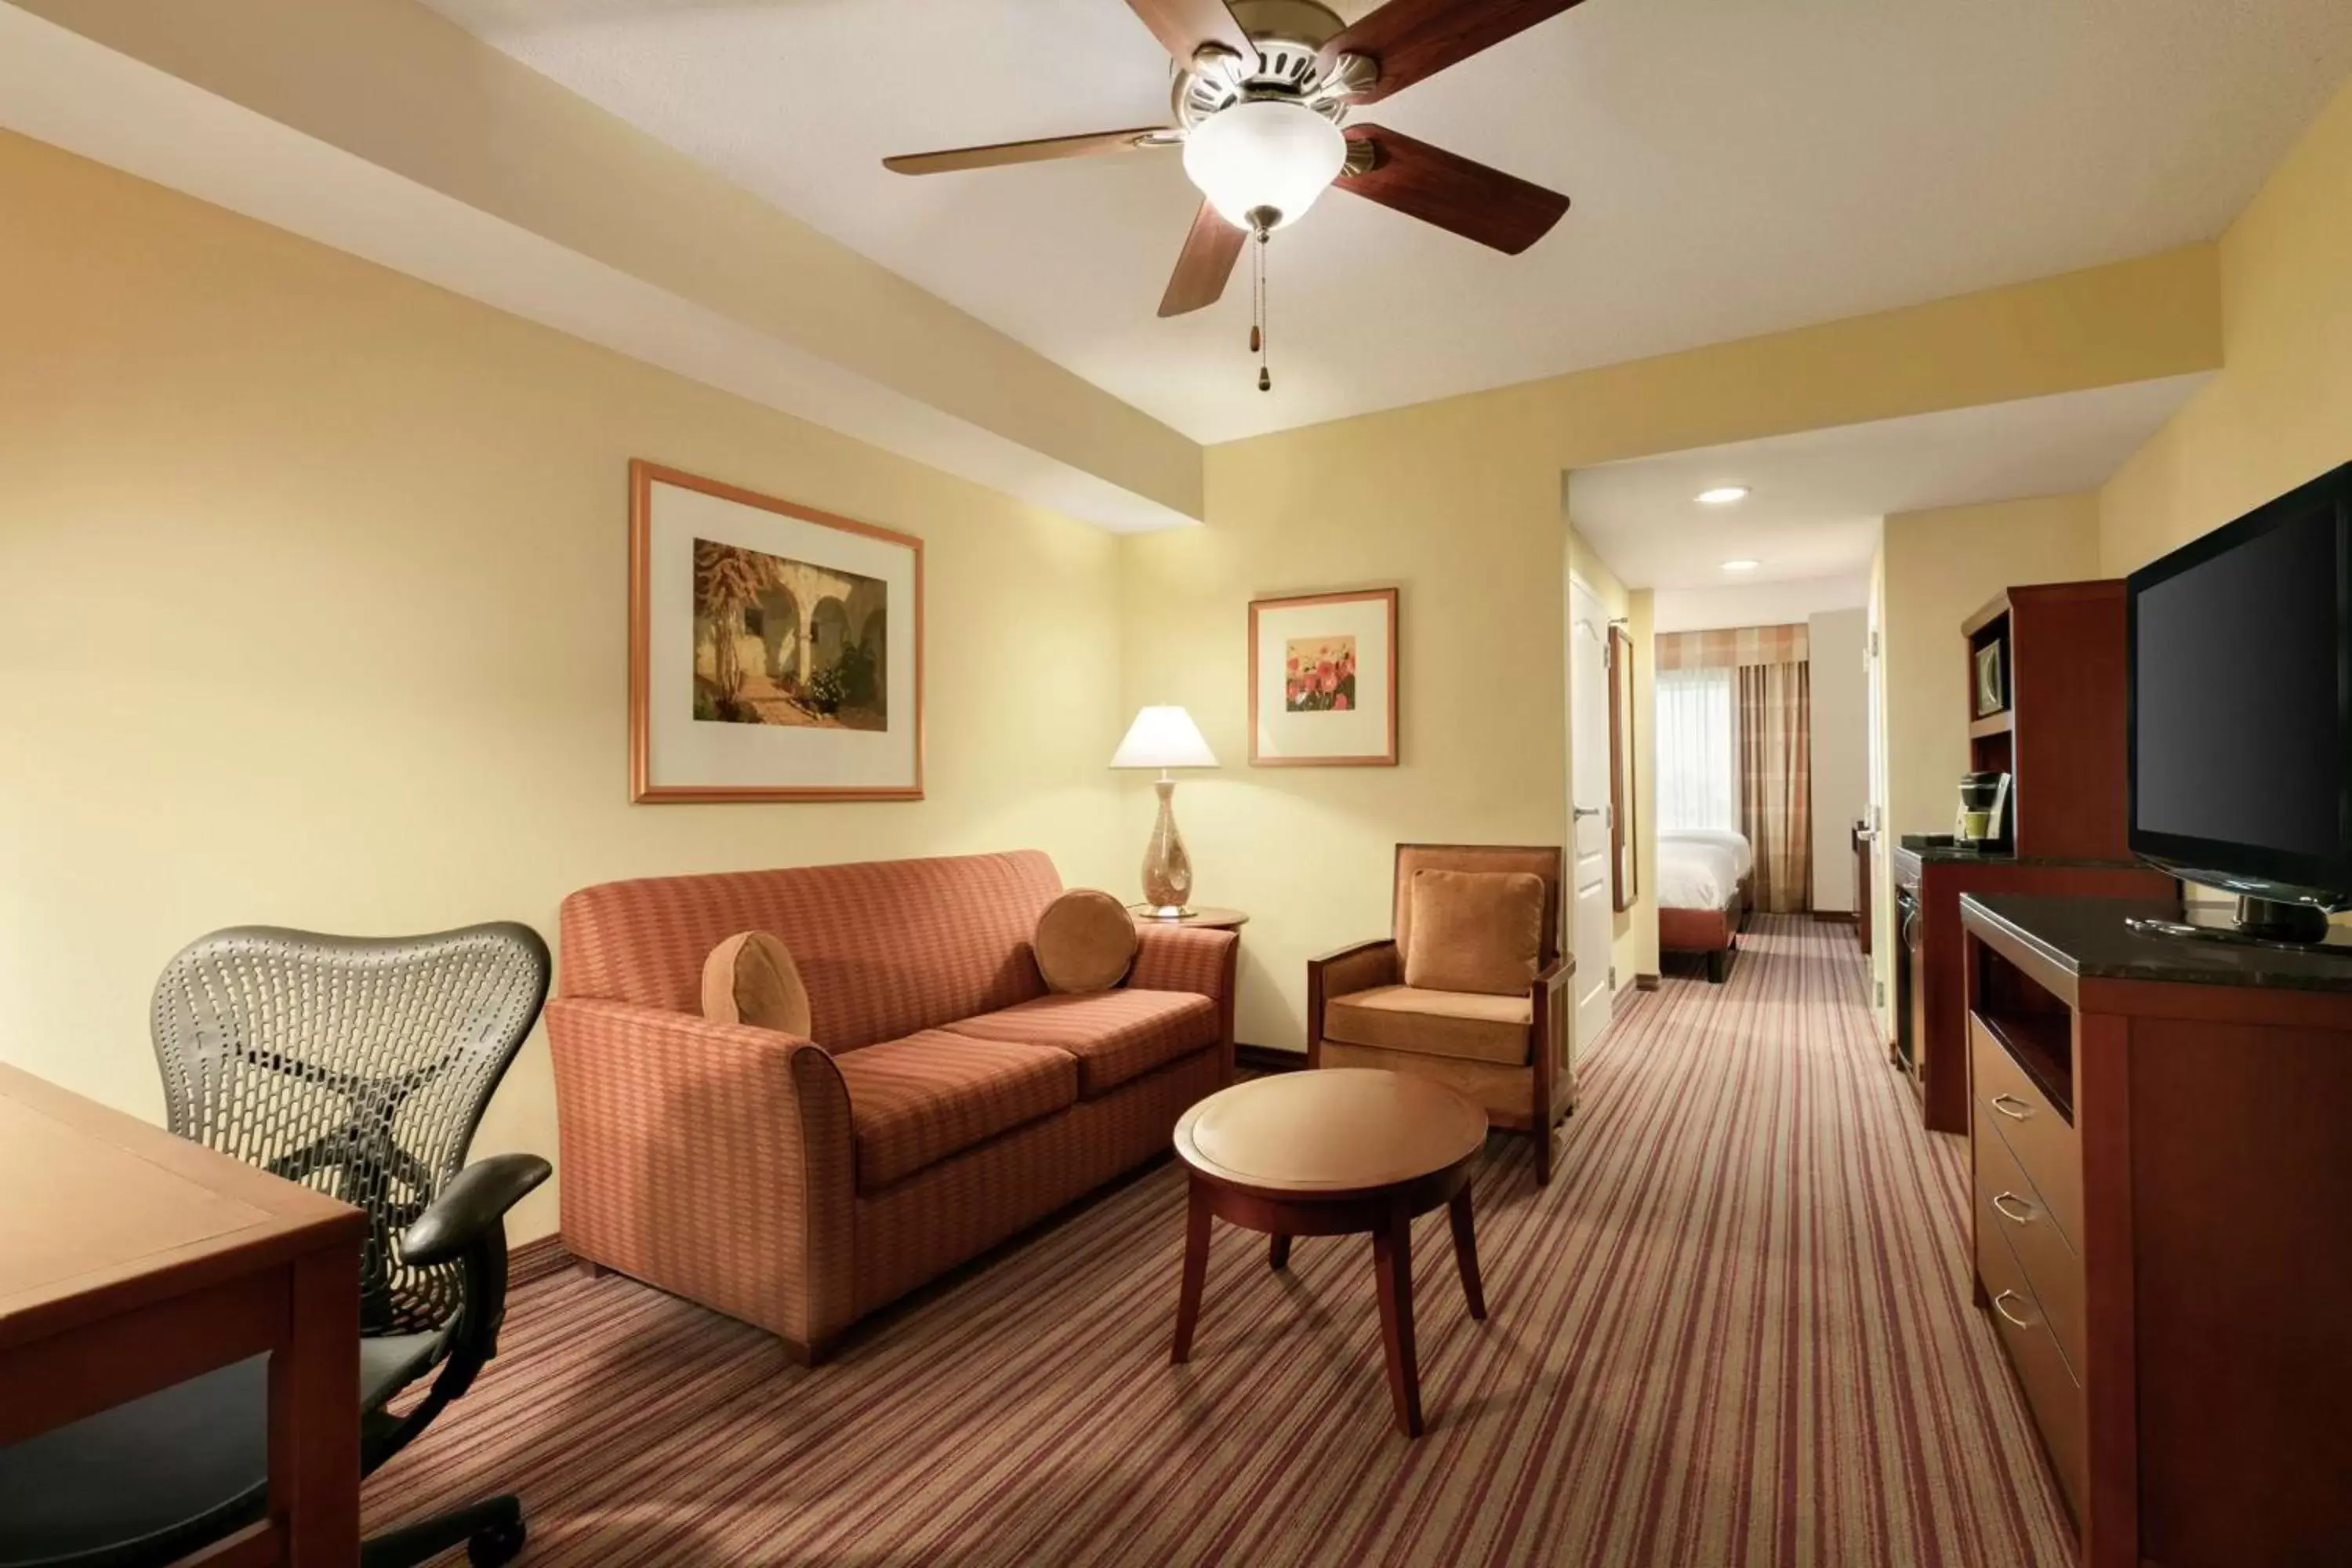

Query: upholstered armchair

[1306,844,1576,1185]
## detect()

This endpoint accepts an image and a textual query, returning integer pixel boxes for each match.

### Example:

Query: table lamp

[1111,705,1218,918]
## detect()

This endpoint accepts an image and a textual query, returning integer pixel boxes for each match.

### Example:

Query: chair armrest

[401,1153,550,1269]
[1129,924,1240,1081]
[1306,939,1400,1065]
[1311,938,1401,996]
[1535,953,1575,995]
[1129,923,1238,1000]
[544,997,856,1350]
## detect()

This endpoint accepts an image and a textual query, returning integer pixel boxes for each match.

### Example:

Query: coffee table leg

[1370,1205,1424,1438]
[1171,1178,1211,1364]
[1449,1187,1487,1321]
[1269,1233,1291,1271]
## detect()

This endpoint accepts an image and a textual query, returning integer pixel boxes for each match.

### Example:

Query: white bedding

[1661,828,1753,880]
[1657,831,1748,911]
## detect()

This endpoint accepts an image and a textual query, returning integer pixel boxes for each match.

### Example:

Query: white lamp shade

[1111,706,1219,769]
[1181,101,1347,231]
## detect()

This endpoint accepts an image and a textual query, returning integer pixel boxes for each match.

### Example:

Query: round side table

[1169,1069,1489,1438]
[1129,906,1249,931]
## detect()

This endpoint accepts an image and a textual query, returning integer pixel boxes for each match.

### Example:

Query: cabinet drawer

[1973,1118,2085,1378]
[1976,1208,2087,1526]
[1969,1014,2082,1247]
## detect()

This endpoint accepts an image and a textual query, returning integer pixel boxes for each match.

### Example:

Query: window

[1657,665,1737,831]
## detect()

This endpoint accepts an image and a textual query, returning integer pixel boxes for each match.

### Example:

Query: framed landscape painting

[630,460,923,802]
[1248,588,1399,766]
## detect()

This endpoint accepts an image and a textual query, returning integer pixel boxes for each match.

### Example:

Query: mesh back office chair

[0,924,552,1568]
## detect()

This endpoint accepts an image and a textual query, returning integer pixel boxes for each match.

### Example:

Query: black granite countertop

[1959,893,2352,993]
[1895,834,2148,871]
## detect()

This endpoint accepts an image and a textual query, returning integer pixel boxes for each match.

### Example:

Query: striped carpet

[366,917,2074,1566]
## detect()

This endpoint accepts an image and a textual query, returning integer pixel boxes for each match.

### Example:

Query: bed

[1658,828,1754,982]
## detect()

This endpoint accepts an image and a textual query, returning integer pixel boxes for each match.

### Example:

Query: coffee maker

[1955,771,2012,850]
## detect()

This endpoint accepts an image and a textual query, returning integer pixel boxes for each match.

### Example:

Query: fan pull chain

[1252,227,1272,393]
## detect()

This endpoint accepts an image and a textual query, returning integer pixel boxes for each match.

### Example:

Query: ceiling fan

[884,0,1582,346]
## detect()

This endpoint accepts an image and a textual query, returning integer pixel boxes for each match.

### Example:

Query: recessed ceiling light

[1722,559,1761,572]
[1697,486,1751,506]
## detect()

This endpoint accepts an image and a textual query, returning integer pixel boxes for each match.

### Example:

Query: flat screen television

[2127,461,2352,945]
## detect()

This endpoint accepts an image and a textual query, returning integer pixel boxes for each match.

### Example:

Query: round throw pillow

[1035,889,1138,995]
[702,930,812,1037]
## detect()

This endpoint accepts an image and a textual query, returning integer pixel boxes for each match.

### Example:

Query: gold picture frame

[630,460,924,802]
[1247,588,1399,767]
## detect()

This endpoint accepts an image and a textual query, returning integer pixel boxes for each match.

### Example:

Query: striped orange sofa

[545,850,1236,1363]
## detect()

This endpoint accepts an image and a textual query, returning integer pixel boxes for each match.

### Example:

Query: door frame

[1567,575,1615,1051]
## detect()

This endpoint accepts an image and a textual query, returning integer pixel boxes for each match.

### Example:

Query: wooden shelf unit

[1904,580,2173,1134]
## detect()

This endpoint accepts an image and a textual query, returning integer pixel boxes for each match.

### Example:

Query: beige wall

[2100,80,2352,575]
[1626,589,1661,981]
[1878,495,2103,846]
[1119,247,2219,1054]
[1117,436,1570,1054]
[1807,608,1869,913]
[0,133,1131,1244]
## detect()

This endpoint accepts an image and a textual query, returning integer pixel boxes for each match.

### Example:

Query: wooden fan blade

[1323,0,1587,103]
[884,127,1178,175]
[1337,125,1568,254]
[1125,0,1256,68]
[1159,200,1247,317]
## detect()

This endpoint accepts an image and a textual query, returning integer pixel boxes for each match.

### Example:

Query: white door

[1569,581,1614,1051]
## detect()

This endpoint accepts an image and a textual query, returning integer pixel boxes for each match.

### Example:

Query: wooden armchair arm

[1535,953,1575,994]
[1305,938,1401,1065]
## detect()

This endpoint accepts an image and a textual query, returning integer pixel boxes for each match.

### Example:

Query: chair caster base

[362,1494,526,1568]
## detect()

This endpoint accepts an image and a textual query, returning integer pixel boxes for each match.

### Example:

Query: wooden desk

[0,1064,368,1566]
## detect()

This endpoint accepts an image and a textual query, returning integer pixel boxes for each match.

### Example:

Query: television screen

[2129,463,2352,905]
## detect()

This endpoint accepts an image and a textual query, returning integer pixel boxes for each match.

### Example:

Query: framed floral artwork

[1248,588,1399,767]
[630,460,923,801]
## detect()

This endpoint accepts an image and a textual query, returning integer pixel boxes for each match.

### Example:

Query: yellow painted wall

[1626,589,1661,981]
[2100,80,2352,575]
[1879,495,2103,845]
[1125,249,2216,1054]
[1116,429,1569,1053]
[0,133,1130,1243]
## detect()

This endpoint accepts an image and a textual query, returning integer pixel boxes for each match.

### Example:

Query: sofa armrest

[544,997,855,1355]
[1305,939,1401,1065]
[1129,924,1240,1082]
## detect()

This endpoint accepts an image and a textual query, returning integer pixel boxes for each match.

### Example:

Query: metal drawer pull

[1989,1094,2034,1121]
[1991,1191,2036,1225]
[1992,1290,2037,1330]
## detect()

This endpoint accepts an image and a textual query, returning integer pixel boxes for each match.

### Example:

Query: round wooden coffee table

[1169,1069,1490,1438]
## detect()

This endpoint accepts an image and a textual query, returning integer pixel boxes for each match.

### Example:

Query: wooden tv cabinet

[1960,893,2352,1567]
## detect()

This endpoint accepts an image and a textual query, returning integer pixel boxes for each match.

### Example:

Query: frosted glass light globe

[1181,100,1348,231]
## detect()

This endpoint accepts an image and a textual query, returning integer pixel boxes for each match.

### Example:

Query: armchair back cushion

[1402,869,1545,996]
[560,851,1062,1051]
[1392,844,1563,969]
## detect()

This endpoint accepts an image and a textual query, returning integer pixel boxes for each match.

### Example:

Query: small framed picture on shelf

[1973,640,2006,717]
[1247,588,1399,766]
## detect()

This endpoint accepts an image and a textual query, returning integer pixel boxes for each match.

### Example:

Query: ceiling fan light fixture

[1181,100,1347,232]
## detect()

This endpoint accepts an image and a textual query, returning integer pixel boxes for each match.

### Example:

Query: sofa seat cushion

[946,989,1217,1097]
[834,1031,1078,1192]
[1323,985,1531,1066]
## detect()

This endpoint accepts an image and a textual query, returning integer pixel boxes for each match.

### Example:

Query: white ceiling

[1568,372,2209,590]
[427,0,2352,443]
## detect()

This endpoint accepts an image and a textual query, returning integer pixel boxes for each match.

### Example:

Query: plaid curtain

[1738,661,1813,913]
